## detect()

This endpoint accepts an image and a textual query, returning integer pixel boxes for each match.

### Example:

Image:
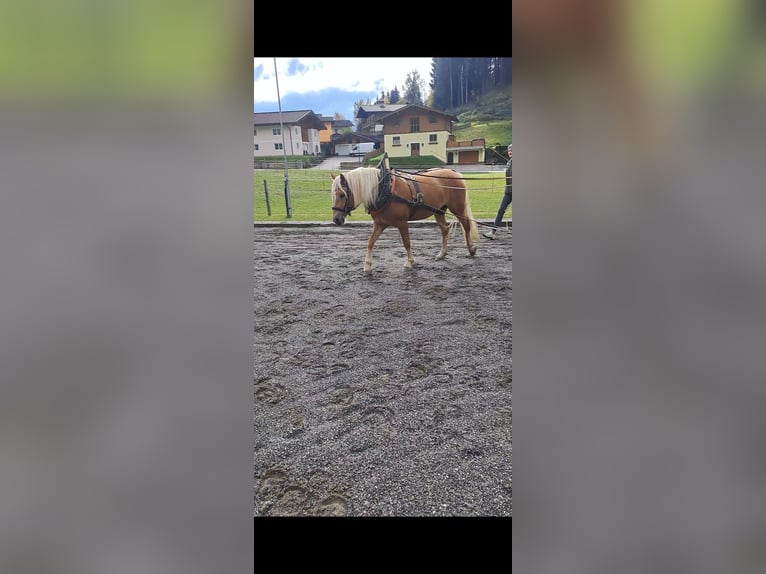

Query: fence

[254,160,306,170]
[254,167,509,223]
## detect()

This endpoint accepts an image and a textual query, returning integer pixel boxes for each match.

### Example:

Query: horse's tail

[462,189,480,242]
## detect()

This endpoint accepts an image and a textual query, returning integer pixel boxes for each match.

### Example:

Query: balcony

[446,137,486,151]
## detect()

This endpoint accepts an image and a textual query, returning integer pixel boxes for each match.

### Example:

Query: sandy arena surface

[254,221,511,516]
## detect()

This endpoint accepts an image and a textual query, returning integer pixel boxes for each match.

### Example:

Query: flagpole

[274,58,292,218]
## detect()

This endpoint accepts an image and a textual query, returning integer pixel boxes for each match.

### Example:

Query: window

[254,128,257,135]
[274,143,283,150]
[429,134,437,144]
[255,144,259,150]
[392,136,401,146]
[272,128,281,136]
[410,118,420,132]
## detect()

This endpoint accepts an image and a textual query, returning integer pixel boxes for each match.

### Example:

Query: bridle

[332,179,355,216]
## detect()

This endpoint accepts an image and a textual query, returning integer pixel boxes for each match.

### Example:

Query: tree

[429,58,451,110]
[353,99,366,131]
[333,112,345,120]
[389,85,400,104]
[403,70,425,105]
[427,57,511,111]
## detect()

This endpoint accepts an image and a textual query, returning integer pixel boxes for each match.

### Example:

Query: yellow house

[371,104,486,164]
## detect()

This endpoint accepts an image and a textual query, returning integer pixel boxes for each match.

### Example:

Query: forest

[428,57,512,111]
[353,57,512,122]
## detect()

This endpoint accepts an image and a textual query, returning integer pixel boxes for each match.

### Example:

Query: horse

[331,165,479,273]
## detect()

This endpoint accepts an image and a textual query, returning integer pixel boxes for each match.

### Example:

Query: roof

[377,104,457,123]
[319,116,353,128]
[253,110,326,130]
[332,132,380,144]
[356,103,407,118]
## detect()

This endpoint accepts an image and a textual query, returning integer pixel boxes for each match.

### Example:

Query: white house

[253,110,326,157]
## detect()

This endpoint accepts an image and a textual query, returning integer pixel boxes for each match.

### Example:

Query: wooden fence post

[263,180,271,216]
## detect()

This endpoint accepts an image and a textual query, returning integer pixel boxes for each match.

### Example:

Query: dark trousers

[492,189,512,228]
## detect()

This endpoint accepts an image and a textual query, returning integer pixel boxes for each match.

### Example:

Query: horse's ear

[340,173,348,185]
[329,172,335,181]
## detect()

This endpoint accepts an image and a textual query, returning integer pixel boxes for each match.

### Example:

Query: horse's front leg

[365,222,386,274]
[434,213,449,260]
[397,224,415,269]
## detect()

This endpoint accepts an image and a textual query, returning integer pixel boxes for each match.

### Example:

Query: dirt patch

[254,222,512,516]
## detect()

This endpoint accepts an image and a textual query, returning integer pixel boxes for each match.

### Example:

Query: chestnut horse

[331,166,479,273]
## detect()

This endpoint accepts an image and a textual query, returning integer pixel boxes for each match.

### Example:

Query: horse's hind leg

[434,213,449,260]
[365,222,387,274]
[396,224,415,269]
[458,210,477,256]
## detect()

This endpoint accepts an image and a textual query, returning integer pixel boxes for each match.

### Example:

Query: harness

[369,154,445,218]
[333,153,447,219]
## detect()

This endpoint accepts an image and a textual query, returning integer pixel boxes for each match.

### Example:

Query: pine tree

[403,70,425,105]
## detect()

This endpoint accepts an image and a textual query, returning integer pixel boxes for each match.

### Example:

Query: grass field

[453,119,512,148]
[254,169,510,222]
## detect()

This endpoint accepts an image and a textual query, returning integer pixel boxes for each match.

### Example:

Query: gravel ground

[254,221,512,516]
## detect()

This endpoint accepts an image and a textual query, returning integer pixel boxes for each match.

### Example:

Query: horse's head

[331,173,354,226]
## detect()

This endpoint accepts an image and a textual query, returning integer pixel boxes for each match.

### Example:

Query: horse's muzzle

[333,214,345,226]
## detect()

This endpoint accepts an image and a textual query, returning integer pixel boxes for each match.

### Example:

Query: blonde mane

[332,167,380,212]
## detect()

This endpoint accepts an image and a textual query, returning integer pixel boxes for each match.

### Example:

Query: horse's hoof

[469,246,477,256]
[435,253,446,261]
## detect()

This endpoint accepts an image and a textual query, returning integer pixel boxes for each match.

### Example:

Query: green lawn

[254,169,510,222]
[453,119,512,148]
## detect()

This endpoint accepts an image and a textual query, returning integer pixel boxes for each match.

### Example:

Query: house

[253,110,326,157]
[318,116,354,156]
[363,104,486,164]
[356,103,407,137]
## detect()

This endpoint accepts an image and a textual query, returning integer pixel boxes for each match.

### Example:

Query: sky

[253,57,434,123]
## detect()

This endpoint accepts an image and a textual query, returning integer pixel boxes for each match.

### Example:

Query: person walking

[483,143,512,239]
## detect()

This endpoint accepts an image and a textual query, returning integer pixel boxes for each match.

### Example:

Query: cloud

[286,59,309,76]
[253,87,378,122]
[254,57,435,118]
[253,63,271,84]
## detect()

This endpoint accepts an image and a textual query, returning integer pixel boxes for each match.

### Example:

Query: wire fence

[254,167,510,222]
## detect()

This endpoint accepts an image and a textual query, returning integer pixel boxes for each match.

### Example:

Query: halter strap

[332,178,354,215]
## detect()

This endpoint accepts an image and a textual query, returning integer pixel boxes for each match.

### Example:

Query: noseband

[332,180,354,215]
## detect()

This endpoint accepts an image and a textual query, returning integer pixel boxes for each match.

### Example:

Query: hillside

[451,85,512,151]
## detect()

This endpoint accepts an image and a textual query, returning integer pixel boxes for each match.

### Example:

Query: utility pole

[274,58,292,218]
